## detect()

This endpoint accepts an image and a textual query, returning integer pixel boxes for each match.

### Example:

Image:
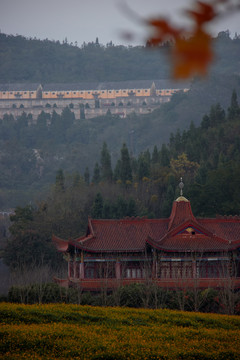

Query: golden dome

[176,196,189,202]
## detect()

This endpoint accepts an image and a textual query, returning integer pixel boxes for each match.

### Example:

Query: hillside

[0,33,170,83]
[1,303,240,359]
[0,32,240,209]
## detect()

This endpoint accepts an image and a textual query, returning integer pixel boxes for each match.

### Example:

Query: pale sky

[0,0,240,46]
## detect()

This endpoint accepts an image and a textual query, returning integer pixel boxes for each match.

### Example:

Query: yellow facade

[0,91,37,100]
[0,86,188,101]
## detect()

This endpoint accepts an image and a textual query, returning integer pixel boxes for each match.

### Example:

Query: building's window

[24,92,27,94]
[10,92,13,94]
[132,268,136,278]
[80,91,84,94]
[159,261,193,279]
[145,90,148,92]
[52,92,55,95]
[116,90,119,93]
[96,262,116,278]
[3,92,5,94]
[88,91,91,94]
[73,92,76,94]
[198,260,225,278]
[45,92,49,95]
[125,262,144,278]
[109,90,112,93]
[137,90,141,93]
[66,92,69,94]
[85,263,95,278]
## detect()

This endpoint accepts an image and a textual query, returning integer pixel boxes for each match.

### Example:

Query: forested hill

[2,91,240,270]
[0,31,240,210]
[0,31,240,83]
[0,33,170,82]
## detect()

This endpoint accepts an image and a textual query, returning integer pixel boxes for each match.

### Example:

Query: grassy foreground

[1,303,240,359]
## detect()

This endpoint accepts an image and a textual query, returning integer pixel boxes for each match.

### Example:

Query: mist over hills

[0,31,240,209]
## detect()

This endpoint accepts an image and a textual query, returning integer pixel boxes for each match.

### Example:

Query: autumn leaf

[172,29,213,79]
[146,1,219,78]
[186,1,216,27]
[147,18,180,46]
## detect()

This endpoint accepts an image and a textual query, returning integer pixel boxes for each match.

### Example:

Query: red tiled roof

[53,198,240,253]
[199,218,240,242]
[168,196,195,231]
[52,234,69,252]
[74,218,168,252]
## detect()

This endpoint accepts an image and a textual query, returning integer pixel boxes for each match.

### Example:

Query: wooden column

[116,261,121,279]
[73,259,76,279]
[80,251,85,279]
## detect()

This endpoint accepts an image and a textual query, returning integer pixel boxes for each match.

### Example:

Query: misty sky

[1,0,240,46]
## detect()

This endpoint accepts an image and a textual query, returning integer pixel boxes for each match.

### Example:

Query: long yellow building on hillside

[0,80,189,120]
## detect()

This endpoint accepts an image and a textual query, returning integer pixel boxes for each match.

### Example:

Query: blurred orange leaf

[186,1,216,27]
[147,18,180,46]
[146,0,224,79]
[172,29,213,78]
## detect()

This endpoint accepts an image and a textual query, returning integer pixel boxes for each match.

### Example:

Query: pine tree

[151,145,159,164]
[91,193,103,219]
[119,143,132,184]
[138,154,150,180]
[159,144,170,167]
[228,89,240,120]
[100,142,113,182]
[92,162,101,184]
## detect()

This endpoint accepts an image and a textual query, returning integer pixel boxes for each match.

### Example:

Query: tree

[91,193,103,219]
[137,154,150,181]
[84,167,90,185]
[92,162,101,184]
[170,153,200,181]
[228,89,240,120]
[119,143,132,184]
[159,144,170,167]
[100,142,113,182]
[55,169,65,192]
[9,205,33,236]
[151,145,159,164]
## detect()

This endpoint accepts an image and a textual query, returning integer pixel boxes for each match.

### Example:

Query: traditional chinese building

[52,188,240,291]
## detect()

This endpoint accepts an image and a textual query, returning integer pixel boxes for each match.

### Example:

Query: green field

[1,303,240,359]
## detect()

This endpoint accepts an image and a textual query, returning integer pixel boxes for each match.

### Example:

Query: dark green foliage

[117,143,132,184]
[5,282,231,315]
[228,89,240,120]
[100,142,112,182]
[9,205,33,236]
[0,33,170,83]
[55,169,65,192]
[92,162,101,184]
[91,193,137,219]
[84,166,90,184]
[3,230,60,270]
[91,193,104,219]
